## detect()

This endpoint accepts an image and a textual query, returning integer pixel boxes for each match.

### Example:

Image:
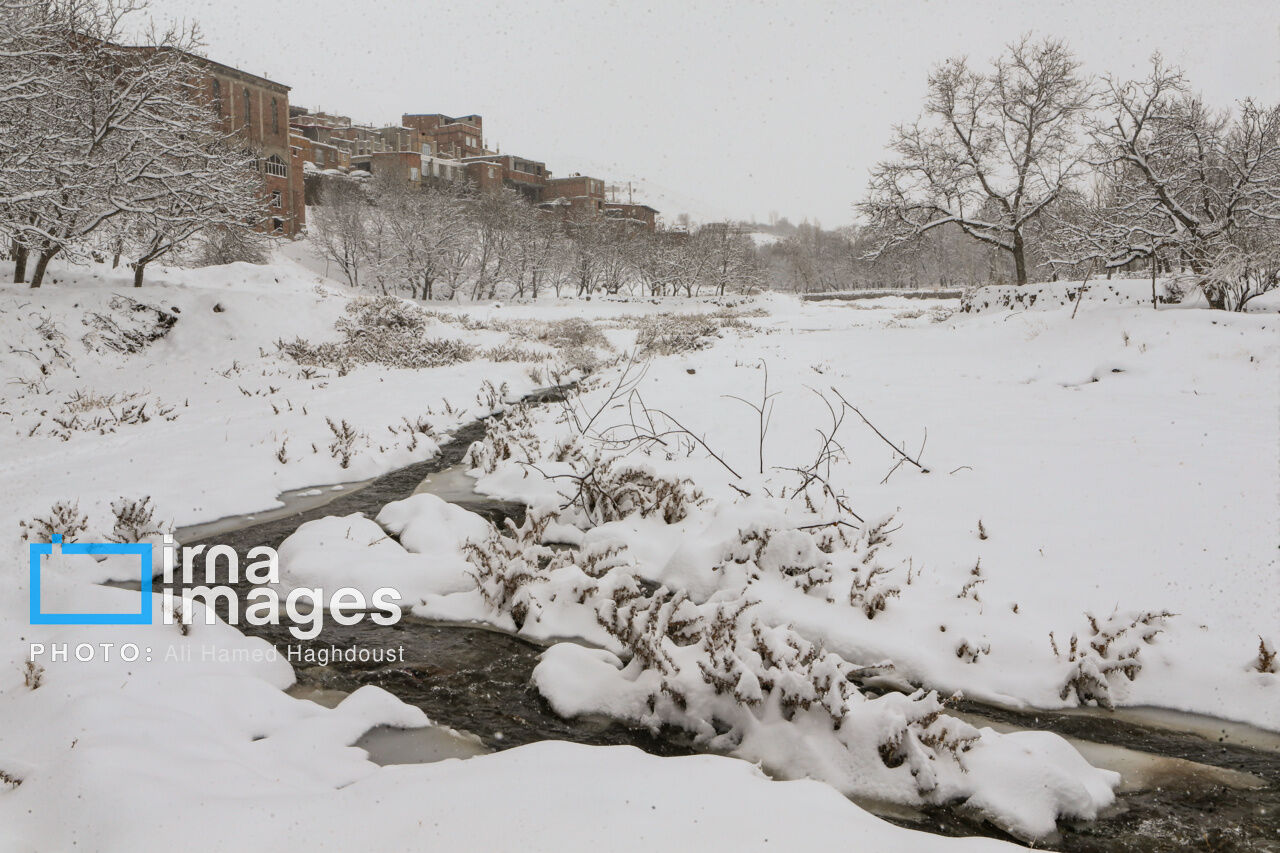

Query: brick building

[464,160,505,194]
[195,58,304,235]
[604,202,659,231]
[461,153,548,200]
[401,113,487,159]
[542,174,606,216]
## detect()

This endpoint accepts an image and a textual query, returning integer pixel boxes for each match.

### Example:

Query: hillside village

[194,54,660,239]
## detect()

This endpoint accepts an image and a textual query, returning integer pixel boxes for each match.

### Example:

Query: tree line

[310,174,767,300]
[0,0,266,288]
[859,36,1279,309]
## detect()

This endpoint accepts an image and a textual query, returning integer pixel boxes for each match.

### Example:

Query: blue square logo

[29,535,154,625]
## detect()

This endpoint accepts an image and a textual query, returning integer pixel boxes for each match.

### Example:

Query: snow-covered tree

[311,177,369,288]
[1050,56,1280,308]
[1,0,267,287]
[861,36,1092,285]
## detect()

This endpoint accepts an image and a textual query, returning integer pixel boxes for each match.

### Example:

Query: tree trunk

[29,248,57,288]
[1150,255,1158,310]
[1012,233,1028,286]
[12,242,27,283]
[133,260,147,287]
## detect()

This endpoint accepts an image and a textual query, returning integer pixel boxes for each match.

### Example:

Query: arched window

[242,88,251,128]
[211,78,222,116]
[262,155,288,178]
[271,98,279,134]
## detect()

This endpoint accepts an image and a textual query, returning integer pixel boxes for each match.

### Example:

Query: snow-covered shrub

[712,514,903,617]
[22,661,44,690]
[474,379,510,413]
[552,590,987,797]
[464,403,541,474]
[726,524,834,594]
[105,496,167,543]
[325,417,364,469]
[959,280,1155,313]
[457,501,1116,840]
[534,317,610,351]
[1255,637,1277,674]
[554,345,605,377]
[45,391,177,440]
[18,500,88,542]
[564,456,705,526]
[462,509,632,630]
[1051,609,1174,708]
[537,584,1116,840]
[278,295,476,371]
[26,315,71,370]
[464,512,554,630]
[481,343,547,363]
[80,296,177,355]
[634,313,723,355]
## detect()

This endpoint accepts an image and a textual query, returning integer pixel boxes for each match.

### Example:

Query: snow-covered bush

[463,509,632,630]
[18,500,88,543]
[1051,609,1174,708]
[562,456,706,526]
[464,403,541,474]
[713,514,903,616]
[325,417,364,469]
[44,390,177,440]
[481,343,548,363]
[533,317,610,351]
[1255,637,1277,674]
[105,496,168,543]
[22,661,44,691]
[634,313,724,355]
[278,295,476,371]
[474,379,510,414]
[80,296,178,355]
[535,585,1117,841]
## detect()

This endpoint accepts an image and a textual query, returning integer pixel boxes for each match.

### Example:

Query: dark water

[131,388,1278,852]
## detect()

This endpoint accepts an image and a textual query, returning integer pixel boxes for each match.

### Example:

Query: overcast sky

[150,0,1279,226]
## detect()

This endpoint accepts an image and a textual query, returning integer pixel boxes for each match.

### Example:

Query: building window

[271,190,282,208]
[262,155,288,178]
[242,88,251,128]
[211,78,222,116]
[271,98,279,134]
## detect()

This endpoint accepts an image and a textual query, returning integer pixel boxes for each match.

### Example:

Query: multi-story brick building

[542,174,607,216]
[604,202,659,231]
[195,57,304,235]
[401,113,487,160]
[464,159,505,194]
[461,153,548,200]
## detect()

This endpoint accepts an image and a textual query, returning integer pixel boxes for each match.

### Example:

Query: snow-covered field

[1,250,1276,850]
[441,285,1278,731]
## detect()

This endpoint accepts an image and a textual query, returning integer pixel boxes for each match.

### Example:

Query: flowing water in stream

[121,391,1278,852]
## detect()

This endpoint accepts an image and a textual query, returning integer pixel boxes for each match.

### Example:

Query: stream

[132,389,1277,852]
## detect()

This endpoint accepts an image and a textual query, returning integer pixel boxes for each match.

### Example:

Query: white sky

[149,0,1279,226]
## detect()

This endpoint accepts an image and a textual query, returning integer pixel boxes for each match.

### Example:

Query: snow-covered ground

[1,252,1276,850]
[450,284,1279,730]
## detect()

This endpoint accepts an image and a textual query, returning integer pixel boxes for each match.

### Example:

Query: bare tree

[118,73,266,286]
[1049,56,1280,308]
[311,177,368,288]
[861,36,1091,285]
[11,1,221,287]
[373,176,470,300]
